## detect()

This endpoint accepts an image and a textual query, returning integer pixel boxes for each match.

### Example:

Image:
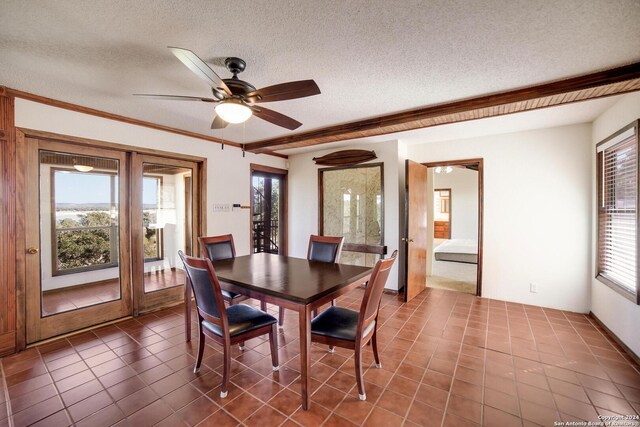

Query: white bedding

[434,239,478,264]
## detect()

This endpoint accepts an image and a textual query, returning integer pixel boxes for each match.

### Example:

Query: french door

[24,139,132,343]
[131,154,200,314]
[22,136,202,343]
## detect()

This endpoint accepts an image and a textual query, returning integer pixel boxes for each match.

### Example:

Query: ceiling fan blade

[251,106,302,130]
[211,114,229,129]
[168,47,231,95]
[133,94,218,102]
[245,80,320,103]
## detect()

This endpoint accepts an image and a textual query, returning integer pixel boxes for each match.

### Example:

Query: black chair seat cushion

[202,304,276,337]
[311,306,375,342]
[221,289,243,301]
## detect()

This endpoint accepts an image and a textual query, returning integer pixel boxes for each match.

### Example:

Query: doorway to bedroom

[425,159,483,296]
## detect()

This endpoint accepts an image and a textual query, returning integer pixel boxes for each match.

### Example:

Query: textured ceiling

[1,0,639,148]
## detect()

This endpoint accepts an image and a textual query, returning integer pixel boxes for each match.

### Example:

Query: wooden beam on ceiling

[245,62,640,153]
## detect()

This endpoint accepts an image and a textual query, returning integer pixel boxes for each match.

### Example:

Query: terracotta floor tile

[244,404,286,427]
[414,383,449,410]
[311,384,347,411]
[291,402,332,426]
[266,388,301,416]
[74,404,125,427]
[422,369,453,391]
[376,389,411,417]
[387,374,420,397]
[484,387,520,416]
[324,413,359,427]
[11,395,64,426]
[447,394,482,423]
[116,386,159,416]
[224,391,263,421]
[61,378,105,407]
[68,390,114,422]
[126,399,173,427]
[248,378,284,402]
[586,388,636,414]
[483,406,523,427]
[554,394,600,421]
[520,399,561,426]
[9,383,58,413]
[516,382,555,408]
[334,396,375,424]
[55,368,96,392]
[407,399,445,426]
[29,409,72,427]
[443,412,481,427]
[363,406,404,427]
[197,409,240,427]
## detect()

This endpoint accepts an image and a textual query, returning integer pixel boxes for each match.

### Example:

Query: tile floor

[42,269,185,316]
[2,287,640,426]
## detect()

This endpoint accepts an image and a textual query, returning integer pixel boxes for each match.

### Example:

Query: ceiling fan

[134,47,320,130]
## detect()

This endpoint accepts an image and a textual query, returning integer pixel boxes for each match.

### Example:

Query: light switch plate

[212,203,231,213]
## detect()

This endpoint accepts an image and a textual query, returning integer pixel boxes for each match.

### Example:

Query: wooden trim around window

[250,164,288,256]
[595,119,640,305]
[422,159,484,297]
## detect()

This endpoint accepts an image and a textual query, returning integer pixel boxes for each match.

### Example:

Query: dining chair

[310,250,397,401]
[277,235,345,326]
[198,235,248,306]
[178,251,279,399]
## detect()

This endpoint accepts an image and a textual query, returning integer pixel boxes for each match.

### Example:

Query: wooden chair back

[307,235,344,263]
[199,234,236,261]
[178,250,228,331]
[357,251,398,336]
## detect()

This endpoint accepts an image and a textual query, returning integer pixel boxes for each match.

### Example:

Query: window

[52,167,119,275]
[597,120,639,304]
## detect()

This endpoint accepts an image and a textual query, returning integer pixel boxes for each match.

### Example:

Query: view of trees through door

[251,165,287,255]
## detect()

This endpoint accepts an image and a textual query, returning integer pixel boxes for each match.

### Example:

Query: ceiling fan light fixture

[215,100,252,124]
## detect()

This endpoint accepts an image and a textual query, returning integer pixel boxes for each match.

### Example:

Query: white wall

[15,99,287,260]
[591,92,640,356]
[288,140,402,290]
[432,167,478,240]
[408,124,592,313]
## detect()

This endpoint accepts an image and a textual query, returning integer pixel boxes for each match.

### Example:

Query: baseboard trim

[589,311,640,367]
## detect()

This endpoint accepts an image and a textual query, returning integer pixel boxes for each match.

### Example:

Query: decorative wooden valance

[312,149,376,166]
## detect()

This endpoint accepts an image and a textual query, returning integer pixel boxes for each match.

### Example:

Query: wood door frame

[15,128,207,349]
[421,159,484,297]
[318,162,386,256]
[20,137,133,344]
[250,163,288,255]
[132,153,203,315]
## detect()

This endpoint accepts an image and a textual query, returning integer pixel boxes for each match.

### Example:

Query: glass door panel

[25,139,131,343]
[320,164,383,267]
[133,154,199,314]
[252,174,282,254]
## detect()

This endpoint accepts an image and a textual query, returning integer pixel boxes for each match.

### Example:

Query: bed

[434,239,478,264]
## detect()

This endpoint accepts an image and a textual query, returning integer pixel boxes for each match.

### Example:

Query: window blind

[598,129,638,294]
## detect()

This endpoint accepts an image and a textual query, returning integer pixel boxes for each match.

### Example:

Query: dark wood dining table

[184,253,372,410]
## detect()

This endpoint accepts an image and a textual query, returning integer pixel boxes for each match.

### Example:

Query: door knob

[401,238,414,243]
[27,247,39,254]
